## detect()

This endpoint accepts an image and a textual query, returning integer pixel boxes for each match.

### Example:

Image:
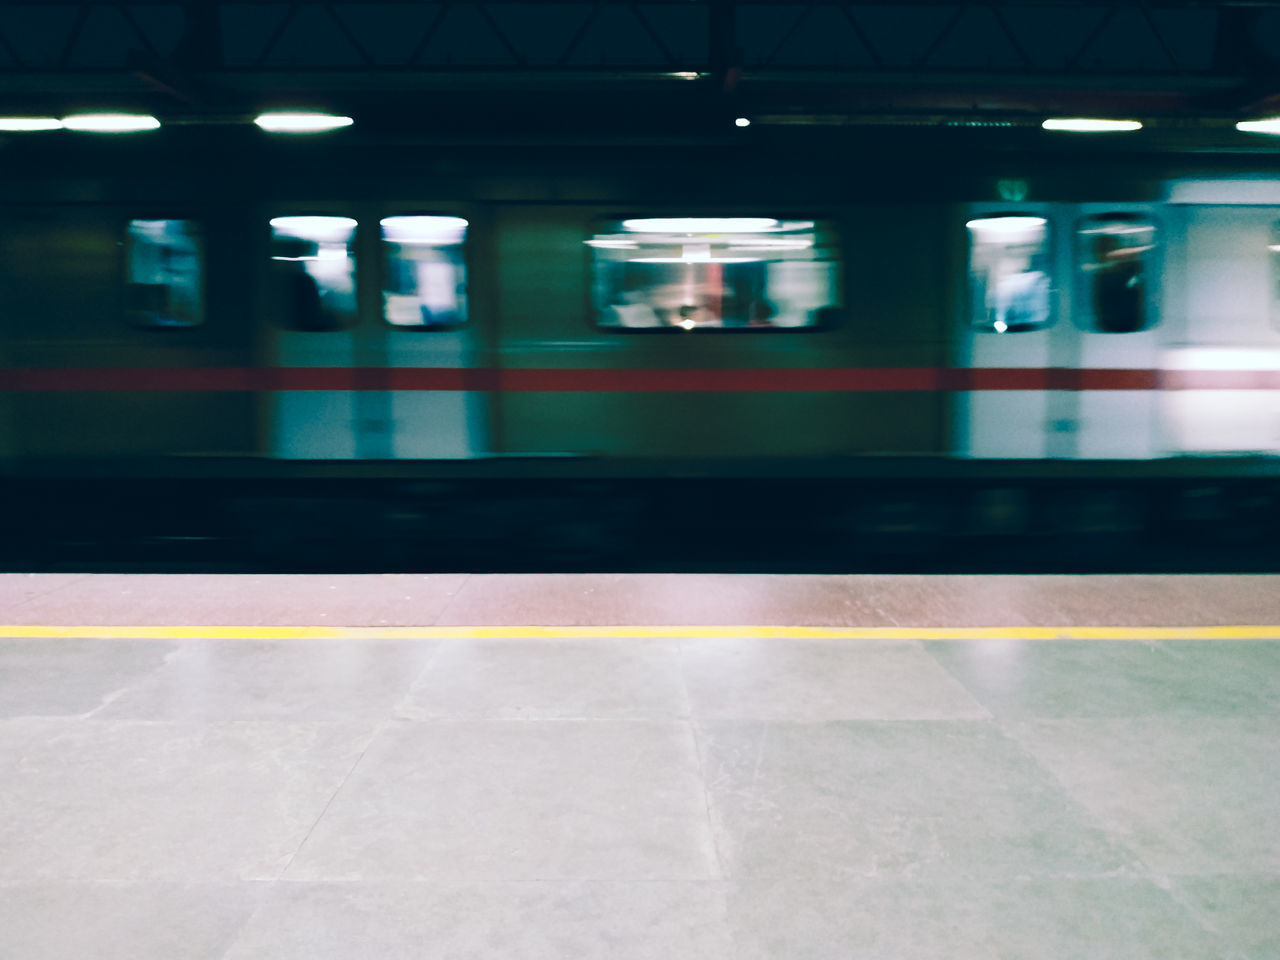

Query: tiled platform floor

[0,574,1277,959]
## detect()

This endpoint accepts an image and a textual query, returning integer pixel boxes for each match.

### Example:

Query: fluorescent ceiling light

[255,112,353,133]
[0,117,62,131]
[966,216,1047,235]
[1236,118,1280,135]
[1042,118,1142,133]
[622,218,779,234]
[62,113,160,132]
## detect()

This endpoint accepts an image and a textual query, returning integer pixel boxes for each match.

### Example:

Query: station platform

[2,573,1277,959]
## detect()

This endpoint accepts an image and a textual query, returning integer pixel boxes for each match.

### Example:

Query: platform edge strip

[0,625,1278,641]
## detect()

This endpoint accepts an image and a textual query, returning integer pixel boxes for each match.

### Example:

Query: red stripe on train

[1,367,1278,391]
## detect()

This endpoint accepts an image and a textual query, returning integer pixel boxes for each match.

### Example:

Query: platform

[1,574,1277,959]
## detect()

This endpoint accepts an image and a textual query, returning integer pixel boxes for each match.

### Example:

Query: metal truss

[0,1,1276,121]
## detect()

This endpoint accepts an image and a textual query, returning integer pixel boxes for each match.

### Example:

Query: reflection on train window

[381,216,468,328]
[966,215,1051,332]
[588,218,839,330]
[1076,214,1158,333]
[125,219,203,328]
[270,216,357,331]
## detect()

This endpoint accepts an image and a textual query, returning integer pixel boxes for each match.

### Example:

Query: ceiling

[1,1,1278,144]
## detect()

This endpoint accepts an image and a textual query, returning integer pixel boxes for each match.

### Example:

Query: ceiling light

[1042,118,1142,133]
[1236,118,1280,136]
[735,117,751,127]
[0,117,62,131]
[254,112,353,133]
[62,113,160,132]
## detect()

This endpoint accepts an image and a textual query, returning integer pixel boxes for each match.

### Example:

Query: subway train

[1,129,1278,570]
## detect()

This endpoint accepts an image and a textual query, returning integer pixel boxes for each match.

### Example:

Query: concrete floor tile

[724,877,1226,960]
[98,639,438,721]
[926,640,1280,718]
[1156,641,1280,714]
[1171,875,1280,960]
[286,720,717,881]
[698,720,1138,880]
[396,639,685,719]
[0,882,263,960]
[681,638,990,720]
[0,639,176,718]
[222,881,731,960]
[1008,718,1280,875]
[0,719,374,881]
[7,574,470,625]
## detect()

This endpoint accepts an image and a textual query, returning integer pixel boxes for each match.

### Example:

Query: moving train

[1,128,1278,568]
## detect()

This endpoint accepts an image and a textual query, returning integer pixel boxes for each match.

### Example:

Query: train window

[965,215,1052,332]
[1271,223,1280,330]
[270,216,357,331]
[588,218,839,330]
[1075,215,1158,333]
[381,216,468,328]
[125,219,204,328]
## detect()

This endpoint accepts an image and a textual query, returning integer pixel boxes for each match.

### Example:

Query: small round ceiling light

[1236,118,1280,136]
[62,113,160,132]
[0,117,62,131]
[254,112,354,133]
[735,117,751,127]
[1041,118,1142,133]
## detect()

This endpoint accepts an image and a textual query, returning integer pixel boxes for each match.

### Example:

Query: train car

[0,127,1277,569]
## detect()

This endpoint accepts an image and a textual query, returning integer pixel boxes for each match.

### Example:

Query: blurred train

[1,131,1278,569]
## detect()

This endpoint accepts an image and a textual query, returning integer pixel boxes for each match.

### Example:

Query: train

[1,124,1278,570]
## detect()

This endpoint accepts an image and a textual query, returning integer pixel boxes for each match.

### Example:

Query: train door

[1057,205,1163,459]
[262,209,486,460]
[263,210,366,458]
[955,203,1062,458]
[1160,198,1280,454]
[376,213,486,459]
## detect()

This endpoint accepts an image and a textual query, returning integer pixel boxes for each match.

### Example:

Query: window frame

[378,213,470,331]
[268,213,360,333]
[123,216,206,329]
[1072,211,1161,334]
[586,216,843,334]
[964,211,1055,334]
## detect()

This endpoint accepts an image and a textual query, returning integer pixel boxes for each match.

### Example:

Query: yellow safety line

[0,625,1277,641]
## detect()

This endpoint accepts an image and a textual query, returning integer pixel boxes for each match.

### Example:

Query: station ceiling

[0,1,1278,143]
